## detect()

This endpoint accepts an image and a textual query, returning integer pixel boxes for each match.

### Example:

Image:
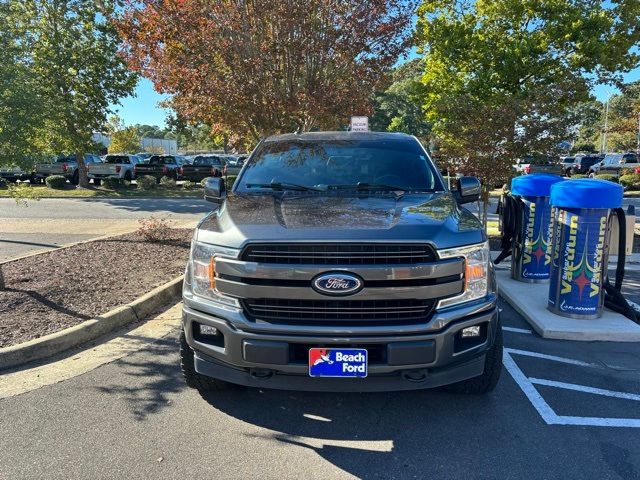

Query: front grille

[243,299,435,326]
[241,243,436,265]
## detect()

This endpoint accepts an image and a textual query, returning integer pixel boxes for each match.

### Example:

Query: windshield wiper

[327,182,410,192]
[246,181,324,192]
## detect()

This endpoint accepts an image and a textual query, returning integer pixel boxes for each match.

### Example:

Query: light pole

[601,98,609,153]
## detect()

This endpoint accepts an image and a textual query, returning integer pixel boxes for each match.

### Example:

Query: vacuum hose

[494,194,523,265]
[603,207,639,324]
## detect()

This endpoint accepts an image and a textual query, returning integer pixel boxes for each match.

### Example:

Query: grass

[0,183,203,199]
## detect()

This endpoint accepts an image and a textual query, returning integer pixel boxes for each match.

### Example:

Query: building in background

[91,133,178,154]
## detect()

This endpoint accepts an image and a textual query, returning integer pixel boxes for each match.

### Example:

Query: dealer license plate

[308,348,368,378]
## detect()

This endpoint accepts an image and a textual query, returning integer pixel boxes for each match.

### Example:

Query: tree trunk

[76,151,89,188]
[0,266,5,291]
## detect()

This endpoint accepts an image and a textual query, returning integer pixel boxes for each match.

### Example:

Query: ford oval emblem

[312,272,363,296]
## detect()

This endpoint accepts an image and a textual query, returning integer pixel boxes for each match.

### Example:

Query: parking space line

[502,327,532,334]
[505,348,597,368]
[502,349,640,428]
[529,378,640,402]
[502,351,559,424]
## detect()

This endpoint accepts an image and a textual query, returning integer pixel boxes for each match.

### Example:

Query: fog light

[199,324,218,336]
[461,326,481,338]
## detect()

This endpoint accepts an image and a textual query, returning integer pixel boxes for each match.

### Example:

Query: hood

[196,192,485,250]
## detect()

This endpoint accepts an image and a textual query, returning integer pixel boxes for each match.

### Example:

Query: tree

[416,0,640,222]
[118,0,415,140]
[607,81,640,152]
[109,127,141,153]
[370,59,432,144]
[0,1,44,168]
[11,0,137,187]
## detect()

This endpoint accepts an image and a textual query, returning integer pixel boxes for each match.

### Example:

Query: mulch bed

[0,229,191,348]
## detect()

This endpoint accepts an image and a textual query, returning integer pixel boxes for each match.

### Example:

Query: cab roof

[263,131,415,143]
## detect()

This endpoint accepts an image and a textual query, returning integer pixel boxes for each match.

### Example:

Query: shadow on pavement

[199,381,505,478]
[75,197,212,215]
[96,336,186,421]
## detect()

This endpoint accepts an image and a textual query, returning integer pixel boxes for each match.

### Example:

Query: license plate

[308,348,367,378]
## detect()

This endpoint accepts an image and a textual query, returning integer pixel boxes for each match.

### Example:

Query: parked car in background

[515,154,563,175]
[589,152,639,177]
[570,154,602,175]
[179,155,224,182]
[88,154,140,184]
[0,165,34,183]
[135,152,153,163]
[220,154,246,175]
[133,154,186,181]
[34,154,102,185]
[559,156,575,176]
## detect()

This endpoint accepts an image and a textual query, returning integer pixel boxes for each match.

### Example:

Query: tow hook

[250,368,274,380]
[402,370,428,383]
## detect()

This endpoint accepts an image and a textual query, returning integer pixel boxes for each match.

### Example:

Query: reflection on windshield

[237,140,442,192]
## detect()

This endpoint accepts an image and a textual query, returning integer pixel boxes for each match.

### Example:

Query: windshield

[104,155,130,164]
[193,156,221,166]
[236,138,442,192]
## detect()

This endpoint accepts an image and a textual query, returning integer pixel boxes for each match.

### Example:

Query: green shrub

[137,175,156,191]
[45,175,67,189]
[182,180,195,190]
[620,168,636,177]
[159,176,177,189]
[619,174,640,191]
[595,174,619,183]
[570,174,589,179]
[102,177,124,190]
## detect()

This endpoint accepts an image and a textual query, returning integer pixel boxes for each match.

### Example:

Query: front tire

[93,178,101,186]
[180,330,234,392]
[443,320,503,394]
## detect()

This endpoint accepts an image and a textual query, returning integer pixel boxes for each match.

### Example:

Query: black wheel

[124,171,133,182]
[70,171,79,185]
[93,178,102,186]
[180,329,234,392]
[443,320,503,394]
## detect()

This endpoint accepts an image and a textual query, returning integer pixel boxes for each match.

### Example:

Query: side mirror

[204,177,226,204]
[455,176,481,204]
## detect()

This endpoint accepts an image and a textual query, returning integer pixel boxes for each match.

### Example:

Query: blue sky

[112,67,640,129]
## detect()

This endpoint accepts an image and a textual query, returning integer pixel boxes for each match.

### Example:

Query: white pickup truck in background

[88,154,141,184]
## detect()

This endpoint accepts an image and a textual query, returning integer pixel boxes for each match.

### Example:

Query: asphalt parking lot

[1,299,639,479]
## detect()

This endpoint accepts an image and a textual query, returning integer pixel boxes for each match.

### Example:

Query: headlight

[189,241,240,307]
[437,241,490,309]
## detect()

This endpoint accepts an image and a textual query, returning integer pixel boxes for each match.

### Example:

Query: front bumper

[182,303,498,392]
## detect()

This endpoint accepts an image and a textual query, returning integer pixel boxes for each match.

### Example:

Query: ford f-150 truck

[34,154,102,185]
[87,154,140,184]
[134,154,186,181]
[181,132,501,394]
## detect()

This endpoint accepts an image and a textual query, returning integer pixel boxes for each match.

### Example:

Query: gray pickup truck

[180,132,501,394]
[34,154,102,185]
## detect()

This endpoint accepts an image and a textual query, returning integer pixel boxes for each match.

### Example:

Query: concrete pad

[497,270,640,342]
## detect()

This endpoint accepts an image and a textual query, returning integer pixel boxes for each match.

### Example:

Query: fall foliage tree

[118,0,415,140]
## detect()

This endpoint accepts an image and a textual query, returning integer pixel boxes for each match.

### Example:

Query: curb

[0,275,184,371]
[0,230,140,266]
